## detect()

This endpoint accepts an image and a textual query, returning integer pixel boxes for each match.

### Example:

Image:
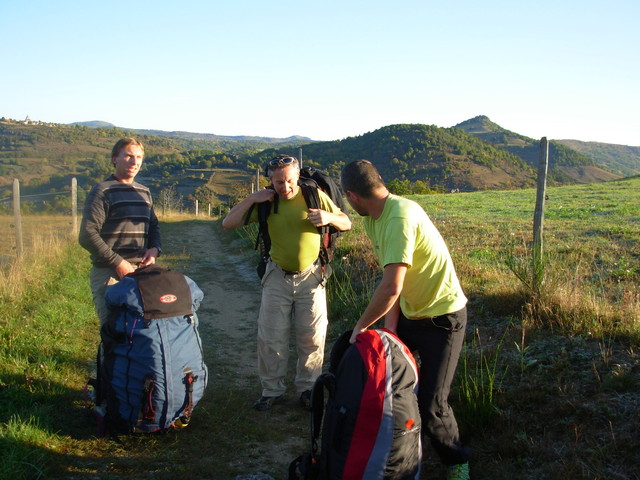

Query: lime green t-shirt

[248,188,342,272]
[364,194,467,318]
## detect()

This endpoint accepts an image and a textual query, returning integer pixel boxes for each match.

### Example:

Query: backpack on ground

[289,329,422,480]
[89,265,208,436]
[245,166,350,278]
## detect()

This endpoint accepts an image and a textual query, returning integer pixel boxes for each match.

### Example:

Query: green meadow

[1,176,638,479]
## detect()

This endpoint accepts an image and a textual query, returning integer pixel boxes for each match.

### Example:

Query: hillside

[0,121,296,199]
[454,116,624,184]
[243,124,541,191]
[554,139,640,177]
[1,116,631,213]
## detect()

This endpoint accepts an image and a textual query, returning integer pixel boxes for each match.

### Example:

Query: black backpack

[289,329,423,480]
[244,166,350,278]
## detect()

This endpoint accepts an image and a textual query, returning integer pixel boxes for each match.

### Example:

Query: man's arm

[349,263,407,343]
[222,189,276,229]
[384,295,402,334]
[139,205,161,268]
[78,186,122,268]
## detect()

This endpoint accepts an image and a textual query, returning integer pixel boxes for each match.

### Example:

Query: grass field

[1,177,639,479]
[0,215,78,265]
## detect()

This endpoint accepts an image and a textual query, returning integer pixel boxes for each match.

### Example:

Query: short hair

[111,137,144,159]
[266,154,299,178]
[341,160,385,198]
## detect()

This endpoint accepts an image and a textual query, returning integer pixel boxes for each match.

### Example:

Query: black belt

[280,258,319,276]
[283,269,302,275]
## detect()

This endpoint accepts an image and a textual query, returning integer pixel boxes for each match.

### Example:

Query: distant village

[0,116,56,127]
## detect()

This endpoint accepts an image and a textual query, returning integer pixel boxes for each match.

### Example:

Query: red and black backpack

[290,329,422,480]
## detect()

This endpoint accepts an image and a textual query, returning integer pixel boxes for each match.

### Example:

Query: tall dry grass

[0,233,71,301]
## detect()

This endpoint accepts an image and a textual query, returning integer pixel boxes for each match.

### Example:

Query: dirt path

[162,220,308,479]
[171,221,261,389]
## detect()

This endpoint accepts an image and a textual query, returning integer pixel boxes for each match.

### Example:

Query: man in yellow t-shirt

[340,160,471,480]
[223,155,351,411]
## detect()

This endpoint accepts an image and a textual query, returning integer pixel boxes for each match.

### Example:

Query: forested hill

[554,139,640,177]
[243,123,605,191]
[0,121,303,189]
[454,115,627,183]
[0,117,630,209]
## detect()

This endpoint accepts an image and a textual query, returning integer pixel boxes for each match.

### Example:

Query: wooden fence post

[13,179,23,259]
[71,177,78,235]
[533,137,549,288]
[195,199,199,216]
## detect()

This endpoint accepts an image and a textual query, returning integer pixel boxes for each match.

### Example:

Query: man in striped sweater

[79,137,162,326]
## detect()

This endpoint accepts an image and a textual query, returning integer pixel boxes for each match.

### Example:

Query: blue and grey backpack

[94,265,207,435]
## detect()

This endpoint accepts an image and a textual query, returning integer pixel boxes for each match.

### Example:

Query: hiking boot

[253,395,284,411]
[299,390,312,411]
[446,462,470,480]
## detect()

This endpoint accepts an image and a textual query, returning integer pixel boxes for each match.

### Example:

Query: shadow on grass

[2,364,312,480]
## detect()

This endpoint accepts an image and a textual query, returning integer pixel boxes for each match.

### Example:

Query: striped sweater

[79,175,161,268]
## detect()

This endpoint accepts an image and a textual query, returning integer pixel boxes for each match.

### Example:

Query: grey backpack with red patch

[290,329,422,479]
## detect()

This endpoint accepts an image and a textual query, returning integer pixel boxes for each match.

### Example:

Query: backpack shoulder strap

[242,199,273,255]
[243,203,256,226]
[300,183,331,265]
[256,201,272,256]
[311,372,336,441]
[300,183,327,234]
[300,182,331,266]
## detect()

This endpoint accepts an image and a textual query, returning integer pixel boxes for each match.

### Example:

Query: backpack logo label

[159,294,178,304]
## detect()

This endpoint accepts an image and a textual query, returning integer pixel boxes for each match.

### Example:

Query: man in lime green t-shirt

[341,160,471,480]
[223,155,351,412]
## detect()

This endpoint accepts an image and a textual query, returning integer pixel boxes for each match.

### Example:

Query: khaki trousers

[257,260,331,397]
[89,266,119,327]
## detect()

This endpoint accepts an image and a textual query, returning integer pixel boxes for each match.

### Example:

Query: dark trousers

[397,307,471,466]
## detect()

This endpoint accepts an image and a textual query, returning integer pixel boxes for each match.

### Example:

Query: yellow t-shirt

[248,188,342,272]
[364,194,467,318]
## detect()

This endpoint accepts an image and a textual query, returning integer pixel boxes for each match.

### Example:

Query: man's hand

[308,208,332,227]
[115,259,137,279]
[139,247,159,267]
[349,327,367,344]
[252,188,277,203]
[222,188,276,229]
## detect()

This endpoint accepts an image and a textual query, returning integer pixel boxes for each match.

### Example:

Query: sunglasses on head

[268,156,296,167]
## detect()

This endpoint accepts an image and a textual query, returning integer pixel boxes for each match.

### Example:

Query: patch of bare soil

[164,221,307,479]
[180,221,261,389]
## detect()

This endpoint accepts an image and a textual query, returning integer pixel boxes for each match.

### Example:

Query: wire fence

[1,178,78,266]
[0,177,227,267]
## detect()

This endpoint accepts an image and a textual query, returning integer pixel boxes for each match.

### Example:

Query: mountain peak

[454,115,502,134]
[70,120,116,128]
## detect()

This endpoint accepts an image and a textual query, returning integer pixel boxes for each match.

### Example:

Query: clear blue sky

[2,0,638,145]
